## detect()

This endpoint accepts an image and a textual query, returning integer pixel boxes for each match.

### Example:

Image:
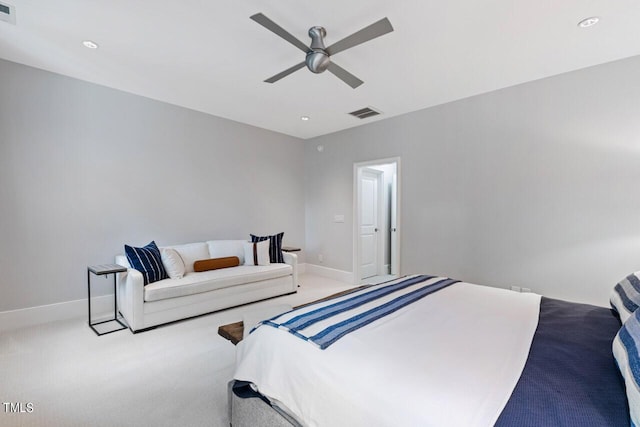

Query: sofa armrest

[283,252,298,289]
[115,254,145,331]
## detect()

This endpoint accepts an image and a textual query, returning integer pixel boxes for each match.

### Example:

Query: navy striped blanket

[251,274,459,349]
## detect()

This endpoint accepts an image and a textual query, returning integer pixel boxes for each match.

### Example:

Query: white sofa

[115,240,297,332]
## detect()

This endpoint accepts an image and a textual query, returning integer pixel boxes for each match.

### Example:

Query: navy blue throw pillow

[250,232,284,263]
[124,241,168,285]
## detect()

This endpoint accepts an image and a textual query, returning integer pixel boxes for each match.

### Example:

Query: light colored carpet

[0,274,355,427]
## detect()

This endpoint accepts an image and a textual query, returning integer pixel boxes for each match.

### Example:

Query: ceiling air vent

[0,2,16,24]
[349,107,381,120]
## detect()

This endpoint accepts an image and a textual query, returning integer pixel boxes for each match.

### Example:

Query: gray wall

[4,54,640,311]
[305,55,640,306]
[0,59,305,312]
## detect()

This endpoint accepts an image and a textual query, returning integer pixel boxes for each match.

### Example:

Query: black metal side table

[87,264,128,336]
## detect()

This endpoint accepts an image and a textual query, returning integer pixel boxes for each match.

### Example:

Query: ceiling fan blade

[326,17,393,56]
[250,13,309,53]
[327,62,364,89]
[264,62,306,83]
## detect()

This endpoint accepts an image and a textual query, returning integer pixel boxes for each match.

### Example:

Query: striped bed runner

[252,274,459,349]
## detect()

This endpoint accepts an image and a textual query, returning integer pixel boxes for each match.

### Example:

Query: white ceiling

[1,1,639,139]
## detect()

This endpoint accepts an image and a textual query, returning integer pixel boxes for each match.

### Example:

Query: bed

[230,274,634,426]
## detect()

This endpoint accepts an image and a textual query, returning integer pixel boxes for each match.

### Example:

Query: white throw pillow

[160,248,185,279]
[166,242,209,273]
[243,240,270,266]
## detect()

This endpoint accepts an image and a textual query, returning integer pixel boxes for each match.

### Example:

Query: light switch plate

[334,215,345,223]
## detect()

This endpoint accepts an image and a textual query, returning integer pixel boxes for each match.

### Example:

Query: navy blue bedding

[495,297,629,426]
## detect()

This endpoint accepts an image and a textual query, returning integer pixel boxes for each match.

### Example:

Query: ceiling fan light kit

[250,13,394,88]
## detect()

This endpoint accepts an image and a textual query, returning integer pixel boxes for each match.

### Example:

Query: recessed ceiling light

[82,40,99,49]
[301,116,310,121]
[578,17,599,28]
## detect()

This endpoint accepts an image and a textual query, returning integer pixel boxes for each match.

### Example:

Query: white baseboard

[304,264,354,284]
[0,295,116,333]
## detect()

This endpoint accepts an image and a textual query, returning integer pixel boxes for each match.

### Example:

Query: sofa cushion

[207,240,246,265]
[194,256,240,272]
[251,232,284,263]
[124,241,168,285]
[165,242,209,274]
[160,248,186,279]
[243,240,270,266]
[143,264,293,302]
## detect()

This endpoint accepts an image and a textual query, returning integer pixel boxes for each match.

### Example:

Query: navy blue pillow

[250,232,284,263]
[124,241,168,285]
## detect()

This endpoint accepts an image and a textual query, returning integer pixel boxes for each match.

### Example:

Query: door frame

[353,157,401,284]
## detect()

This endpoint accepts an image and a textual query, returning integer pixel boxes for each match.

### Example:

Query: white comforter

[234,279,541,427]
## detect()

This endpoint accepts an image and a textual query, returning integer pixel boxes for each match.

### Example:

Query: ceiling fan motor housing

[306,26,330,73]
[306,51,330,73]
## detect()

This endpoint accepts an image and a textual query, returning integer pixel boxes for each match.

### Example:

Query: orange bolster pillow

[193,256,240,272]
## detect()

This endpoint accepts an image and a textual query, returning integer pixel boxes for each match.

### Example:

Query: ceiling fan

[250,13,394,89]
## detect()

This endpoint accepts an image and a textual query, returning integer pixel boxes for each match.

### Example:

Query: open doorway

[353,157,400,285]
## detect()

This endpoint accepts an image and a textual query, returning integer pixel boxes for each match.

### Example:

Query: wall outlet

[521,288,531,293]
[510,286,521,292]
[334,214,345,223]
[318,254,323,263]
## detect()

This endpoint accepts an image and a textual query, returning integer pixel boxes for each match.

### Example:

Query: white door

[390,172,398,275]
[360,169,382,279]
